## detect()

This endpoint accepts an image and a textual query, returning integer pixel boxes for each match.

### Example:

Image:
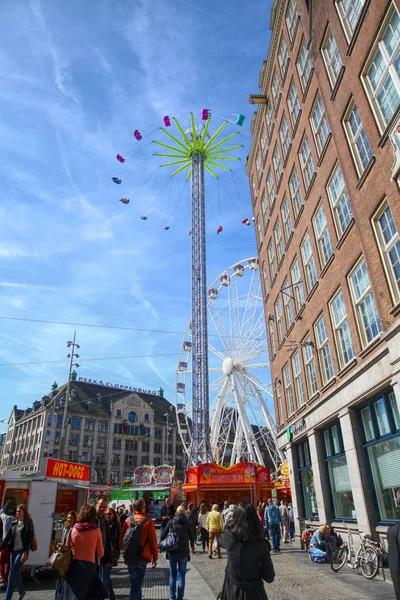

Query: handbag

[158,530,178,553]
[46,531,72,578]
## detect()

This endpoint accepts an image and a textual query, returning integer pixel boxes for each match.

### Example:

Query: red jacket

[119,512,158,563]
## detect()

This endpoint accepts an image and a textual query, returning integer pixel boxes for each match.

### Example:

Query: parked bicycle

[297,517,315,551]
[330,523,384,580]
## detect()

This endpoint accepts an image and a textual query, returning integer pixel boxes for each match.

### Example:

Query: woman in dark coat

[0,504,34,600]
[218,502,275,600]
[160,505,194,600]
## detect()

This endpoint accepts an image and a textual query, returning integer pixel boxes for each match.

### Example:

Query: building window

[56,415,63,428]
[69,433,79,446]
[251,176,257,205]
[298,133,315,190]
[278,35,290,78]
[362,4,400,131]
[275,297,285,344]
[343,101,373,176]
[313,203,333,268]
[268,239,277,281]
[373,201,400,303]
[283,364,295,416]
[326,162,352,237]
[283,278,295,328]
[286,0,299,42]
[266,100,274,137]
[297,37,313,92]
[329,289,355,368]
[266,169,276,208]
[297,439,319,519]
[256,149,263,183]
[273,144,283,184]
[291,258,305,312]
[275,381,283,425]
[261,190,269,230]
[348,257,381,346]
[301,232,318,293]
[281,196,293,244]
[116,409,122,417]
[322,25,343,88]
[71,418,80,430]
[269,318,276,356]
[314,314,334,383]
[262,261,269,297]
[287,79,301,129]
[85,420,94,431]
[359,389,400,521]
[279,114,292,161]
[289,166,303,218]
[302,335,318,397]
[336,0,366,42]
[47,416,53,426]
[256,217,263,250]
[310,93,331,156]
[260,126,268,160]
[274,220,284,264]
[323,422,354,519]
[292,351,306,407]
[272,72,281,111]
[98,421,108,433]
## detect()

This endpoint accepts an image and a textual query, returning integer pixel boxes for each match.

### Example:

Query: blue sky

[0,0,272,432]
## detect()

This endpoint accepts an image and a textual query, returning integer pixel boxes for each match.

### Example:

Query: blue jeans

[127,560,148,600]
[309,547,326,562]
[168,556,188,600]
[101,563,114,597]
[289,521,295,540]
[5,551,24,600]
[270,524,281,551]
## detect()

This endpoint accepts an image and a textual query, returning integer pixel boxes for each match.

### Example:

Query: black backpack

[122,516,149,561]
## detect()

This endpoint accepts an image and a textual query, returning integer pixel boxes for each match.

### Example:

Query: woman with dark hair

[101,508,121,600]
[218,502,274,600]
[0,504,34,600]
[61,512,77,544]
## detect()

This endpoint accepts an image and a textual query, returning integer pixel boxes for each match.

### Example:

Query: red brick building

[247,0,400,542]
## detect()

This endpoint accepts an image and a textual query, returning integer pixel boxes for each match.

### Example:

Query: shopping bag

[46,543,71,578]
[158,531,178,552]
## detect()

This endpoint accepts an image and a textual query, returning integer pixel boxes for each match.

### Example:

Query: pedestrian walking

[279,501,290,543]
[218,502,275,600]
[264,499,282,553]
[160,497,176,536]
[101,508,121,600]
[61,512,77,544]
[388,520,400,600]
[197,504,209,553]
[206,504,224,559]
[160,505,194,600]
[287,503,295,542]
[119,498,158,600]
[0,504,34,600]
[0,500,16,591]
[221,501,230,525]
[185,504,197,554]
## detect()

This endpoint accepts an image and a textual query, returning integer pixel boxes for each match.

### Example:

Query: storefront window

[323,422,354,519]
[297,439,319,519]
[360,389,400,522]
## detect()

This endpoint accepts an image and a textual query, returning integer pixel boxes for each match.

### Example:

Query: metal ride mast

[154,113,241,465]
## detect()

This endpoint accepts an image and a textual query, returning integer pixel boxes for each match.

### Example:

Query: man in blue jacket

[264,499,282,553]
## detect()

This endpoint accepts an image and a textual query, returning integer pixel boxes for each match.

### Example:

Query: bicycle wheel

[360,546,379,579]
[331,546,348,572]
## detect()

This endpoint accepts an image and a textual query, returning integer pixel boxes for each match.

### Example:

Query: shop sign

[77,377,157,395]
[153,464,175,486]
[291,417,307,437]
[114,434,151,441]
[55,489,79,514]
[131,464,175,487]
[279,462,289,477]
[46,458,90,481]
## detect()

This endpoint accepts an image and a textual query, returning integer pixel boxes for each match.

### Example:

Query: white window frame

[297,37,313,92]
[281,196,293,244]
[251,176,257,204]
[291,257,305,312]
[269,317,276,357]
[326,162,352,238]
[361,3,400,132]
[298,133,315,190]
[335,0,366,43]
[292,351,306,407]
[268,239,277,281]
[279,114,292,160]
[287,78,301,128]
[261,189,269,231]
[275,297,285,344]
[283,364,295,416]
[273,143,283,185]
[348,256,381,348]
[256,148,263,182]
[314,314,335,384]
[301,232,318,293]
[274,219,285,264]
[272,71,281,111]
[329,288,355,368]
[266,168,276,209]
[289,166,303,218]
[283,278,295,328]
[310,92,331,156]
[260,126,268,160]
[302,334,318,397]
[278,34,290,79]
[372,199,400,304]
[343,99,373,176]
[275,380,283,425]
[266,100,274,137]
[286,0,299,43]
[256,216,263,250]
[313,202,333,268]
[262,261,269,298]
[321,24,343,89]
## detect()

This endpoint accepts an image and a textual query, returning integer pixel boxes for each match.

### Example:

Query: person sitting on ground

[309,525,327,562]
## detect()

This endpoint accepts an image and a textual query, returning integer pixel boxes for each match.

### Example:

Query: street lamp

[59,332,80,460]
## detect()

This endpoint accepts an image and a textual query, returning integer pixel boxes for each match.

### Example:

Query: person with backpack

[119,498,158,600]
[160,505,194,600]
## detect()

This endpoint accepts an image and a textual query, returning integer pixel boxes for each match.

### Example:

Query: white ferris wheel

[175,257,284,471]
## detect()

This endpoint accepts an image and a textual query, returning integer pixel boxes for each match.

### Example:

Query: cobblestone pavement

[190,542,395,600]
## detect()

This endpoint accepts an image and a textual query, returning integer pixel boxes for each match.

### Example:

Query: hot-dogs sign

[46,458,90,481]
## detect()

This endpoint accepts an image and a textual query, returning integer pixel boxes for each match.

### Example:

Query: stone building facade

[1,381,186,484]
[248,0,400,543]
